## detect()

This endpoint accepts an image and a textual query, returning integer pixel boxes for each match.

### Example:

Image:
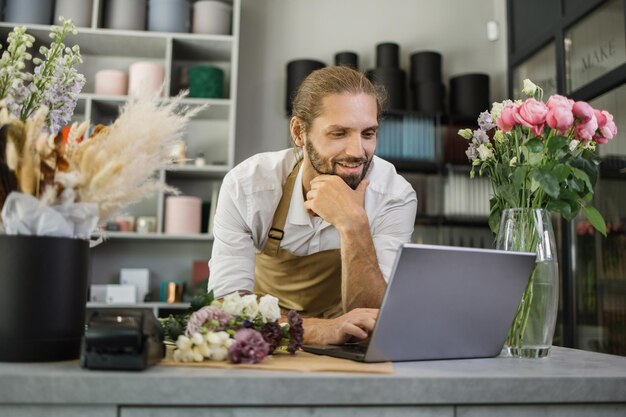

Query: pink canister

[95,69,128,95]
[164,196,202,234]
[128,61,165,97]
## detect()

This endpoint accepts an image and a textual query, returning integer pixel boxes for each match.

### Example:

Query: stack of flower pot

[409,51,444,115]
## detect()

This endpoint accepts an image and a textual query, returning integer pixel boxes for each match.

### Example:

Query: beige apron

[255,161,343,319]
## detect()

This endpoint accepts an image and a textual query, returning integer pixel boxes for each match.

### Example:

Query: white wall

[235,0,508,163]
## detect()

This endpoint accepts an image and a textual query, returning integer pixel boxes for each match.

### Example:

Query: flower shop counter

[0,346,625,417]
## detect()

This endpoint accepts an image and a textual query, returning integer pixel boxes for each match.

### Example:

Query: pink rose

[496,103,518,132]
[546,95,574,111]
[594,109,607,127]
[572,101,594,123]
[514,98,547,136]
[546,106,574,133]
[598,110,617,140]
[593,134,609,145]
[575,115,598,141]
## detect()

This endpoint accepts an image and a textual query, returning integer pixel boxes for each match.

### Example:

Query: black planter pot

[366,67,406,111]
[286,59,326,116]
[0,235,89,362]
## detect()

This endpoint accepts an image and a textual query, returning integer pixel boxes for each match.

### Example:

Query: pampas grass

[1,93,202,226]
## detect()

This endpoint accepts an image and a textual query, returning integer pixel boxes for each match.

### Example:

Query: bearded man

[208,66,417,345]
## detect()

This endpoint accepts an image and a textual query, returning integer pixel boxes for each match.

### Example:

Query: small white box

[90,285,108,302]
[105,284,137,304]
[120,268,150,302]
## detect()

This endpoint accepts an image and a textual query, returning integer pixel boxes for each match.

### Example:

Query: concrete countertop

[0,347,625,407]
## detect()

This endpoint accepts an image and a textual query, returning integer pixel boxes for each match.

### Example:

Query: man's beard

[305,140,372,190]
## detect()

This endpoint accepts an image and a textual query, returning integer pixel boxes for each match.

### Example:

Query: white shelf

[100,231,213,241]
[86,302,191,318]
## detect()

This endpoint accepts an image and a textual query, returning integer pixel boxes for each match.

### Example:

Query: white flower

[258,294,281,323]
[457,128,473,140]
[493,130,505,143]
[477,143,494,161]
[191,346,204,362]
[196,342,212,358]
[522,79,538,96]
[191,332,204,345]
[206,332,222,346]
[490,101,504,120]
[210,346,228,361]
[176,335,192,350]
[509,157,517,167]
[241,294,260,319]
[222,292,244,316]
[569,139,579,152]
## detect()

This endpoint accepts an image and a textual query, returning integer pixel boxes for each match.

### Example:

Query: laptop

[302,243,535,362]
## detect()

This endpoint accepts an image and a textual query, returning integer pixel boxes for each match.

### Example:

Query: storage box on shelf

[0,0,240,301]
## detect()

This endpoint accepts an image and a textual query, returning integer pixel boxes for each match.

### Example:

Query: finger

[340,322,369,340]
[355,178,369,197]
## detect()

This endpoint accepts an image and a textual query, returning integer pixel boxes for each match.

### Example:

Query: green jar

[188,66,224,98]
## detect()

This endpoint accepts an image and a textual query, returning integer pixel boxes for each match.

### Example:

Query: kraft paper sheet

[159,349,393,374]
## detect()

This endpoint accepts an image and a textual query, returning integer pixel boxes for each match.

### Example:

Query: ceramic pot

[0,235,89,362]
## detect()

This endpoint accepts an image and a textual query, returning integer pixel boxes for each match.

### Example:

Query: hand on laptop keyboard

[303,308,378,345]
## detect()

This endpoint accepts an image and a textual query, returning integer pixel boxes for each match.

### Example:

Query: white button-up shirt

[208,148,417,298]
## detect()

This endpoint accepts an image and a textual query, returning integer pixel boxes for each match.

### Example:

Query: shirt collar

[286,162,331,229]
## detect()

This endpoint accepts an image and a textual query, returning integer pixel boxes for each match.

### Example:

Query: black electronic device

[80,310,165,371]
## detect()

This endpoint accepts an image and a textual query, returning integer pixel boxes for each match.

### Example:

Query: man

[208,66,417,345]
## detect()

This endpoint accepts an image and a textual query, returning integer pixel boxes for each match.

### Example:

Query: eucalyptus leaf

[547,135,568,155]
[583,206,607,236]
[547,200,572,220]
[532,169,560,198]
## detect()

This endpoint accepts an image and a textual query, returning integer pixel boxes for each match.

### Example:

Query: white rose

[241,294,260,319]
[477,143,494,161]
[221,292,244,316]
[522,79,538,96]
[258,294,281,323]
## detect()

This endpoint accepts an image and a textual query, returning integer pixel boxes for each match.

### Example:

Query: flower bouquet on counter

[458,79,617,236]
[0,18,198,239]
[160,292,304,364]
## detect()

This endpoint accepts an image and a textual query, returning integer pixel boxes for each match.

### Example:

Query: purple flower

[227,328,270,364]
[465,143,477,161]
[477,110,496,131]
[260,321,283,352]
[186,305,234,336]
[287,310,303,354]
[473,129,489,145]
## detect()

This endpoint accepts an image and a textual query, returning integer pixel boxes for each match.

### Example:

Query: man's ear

[290,117,305,147]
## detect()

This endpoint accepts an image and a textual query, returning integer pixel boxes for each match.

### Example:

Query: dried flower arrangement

[161,292,304,364]
[0,18,199,237]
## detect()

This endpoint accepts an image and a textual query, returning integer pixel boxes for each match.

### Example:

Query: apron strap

[262,160,302,256]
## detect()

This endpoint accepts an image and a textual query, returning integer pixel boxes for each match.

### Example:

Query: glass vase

[496,208,559,358]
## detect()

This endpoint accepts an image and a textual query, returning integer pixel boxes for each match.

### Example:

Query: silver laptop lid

[365,243,535,362]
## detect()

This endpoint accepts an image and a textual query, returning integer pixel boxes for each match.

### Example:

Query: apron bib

[255,161,343,319]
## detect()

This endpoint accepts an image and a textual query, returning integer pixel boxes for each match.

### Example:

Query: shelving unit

[0,0,241,299]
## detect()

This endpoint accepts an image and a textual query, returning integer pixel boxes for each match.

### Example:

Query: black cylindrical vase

[366,67,406,110]
[376,42,400,68]
[335,51,359,69]
[0,235,89,362]
[286,59,325,116]
[410,51,442,85]
[412,81,445,113]
[449,73,490,120]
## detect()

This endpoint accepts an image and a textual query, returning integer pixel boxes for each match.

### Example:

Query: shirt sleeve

[371,183,417,282]
[207,175,257,298]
